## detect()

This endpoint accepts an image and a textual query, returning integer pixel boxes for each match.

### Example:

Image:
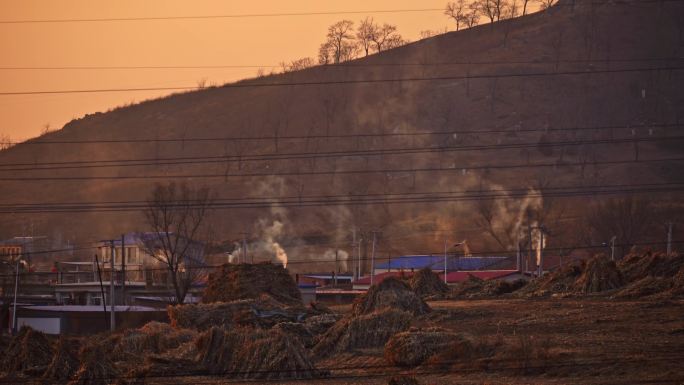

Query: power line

[0,8,444,24]
[0,155,680,182]
[1,181,675,209]
[1,135,680,171]
[1,57,680,71]
[2,150,680,175]
[3,122,678,147]
[0,182,682,213]
[0,0,680,25]
[0,65,681,95]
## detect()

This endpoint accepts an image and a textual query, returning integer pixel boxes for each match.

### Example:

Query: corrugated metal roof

[353,270,520,285]
[374,255,507,271]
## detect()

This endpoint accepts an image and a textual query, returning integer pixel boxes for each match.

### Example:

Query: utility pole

[667,222,673,255]
[530,224,548,277]
[370,232,378,286]
[94,254,108,328]
[11,256,20,334]
[527,220,533,275]
[351,229,357,280]
[443,239,448,284]
[538,228,545,277]
[109,240,116,331]
[334,248,339,286]
[610,236,616,261]
[357,237,363,280]
[121,234,126,306]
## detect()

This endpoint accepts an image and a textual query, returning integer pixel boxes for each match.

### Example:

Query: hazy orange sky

[0,1,544,141]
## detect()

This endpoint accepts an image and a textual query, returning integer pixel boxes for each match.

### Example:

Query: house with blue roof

[373,255,507,274]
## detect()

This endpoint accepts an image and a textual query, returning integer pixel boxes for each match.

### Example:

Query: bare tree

[0,134,12,151]
[280,57,315,73]
[476,0,512,23]
[318,41,334,65]
[419,28,448,39]
[322,20,356,64]
[371,23,404,52]
[142,182,212,304]
[444,0,468,31]
[464,4,481,28]
[494,0,510,21]
[538,0,556,10]
[585,196,655,257]
[506,0,520,19]
[475,198,514,250]
[357,17,376,56]
[477,0,499,24]
[522,0,532,15]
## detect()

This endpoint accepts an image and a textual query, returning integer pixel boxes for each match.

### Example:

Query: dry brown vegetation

[452,274,527,298]
[313,308,413,358]
[2,252,684,384]
[352,276,430,316]
[202,263,302,305]
[409,268,449,298]
[514,252,684,299]
[1,0,682,268]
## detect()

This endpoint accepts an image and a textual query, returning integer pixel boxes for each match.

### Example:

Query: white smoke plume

[227,251,238,264]
[531,225,548,268]
[255,217,288,267]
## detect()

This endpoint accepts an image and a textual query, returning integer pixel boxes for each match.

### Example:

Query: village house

[54,232,205,306]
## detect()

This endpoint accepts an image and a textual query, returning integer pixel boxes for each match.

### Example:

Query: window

[126,247,137,264]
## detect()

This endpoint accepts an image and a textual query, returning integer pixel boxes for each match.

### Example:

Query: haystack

[353,277,430,316]
[196,326,319,379]
[410,268,449,298]
[573,255,624,293]
[168,298,305,330]
[43,336,80,381]
[68,336,119,385]
[614,276,672,298]
[451,274,526,298]
[517,262,584,296]
[168,300,254,330]
[113,321,197,358]
[273,322,315,348]
[665,266,684,298]
[451,274,485,297]
[384,327,473,367]
[202,263,302,306]
[1,326,53,376]
[485,279,527,296]
[302,313,340,336]
[120,355,199,385]
[388,375,421,385]
[619,252,684,282]
[313,309,412,357]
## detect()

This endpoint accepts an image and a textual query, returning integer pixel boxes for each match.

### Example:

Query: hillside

[1,0,683,271]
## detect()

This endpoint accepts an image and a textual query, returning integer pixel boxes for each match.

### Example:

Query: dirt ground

[158,298,684,385]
